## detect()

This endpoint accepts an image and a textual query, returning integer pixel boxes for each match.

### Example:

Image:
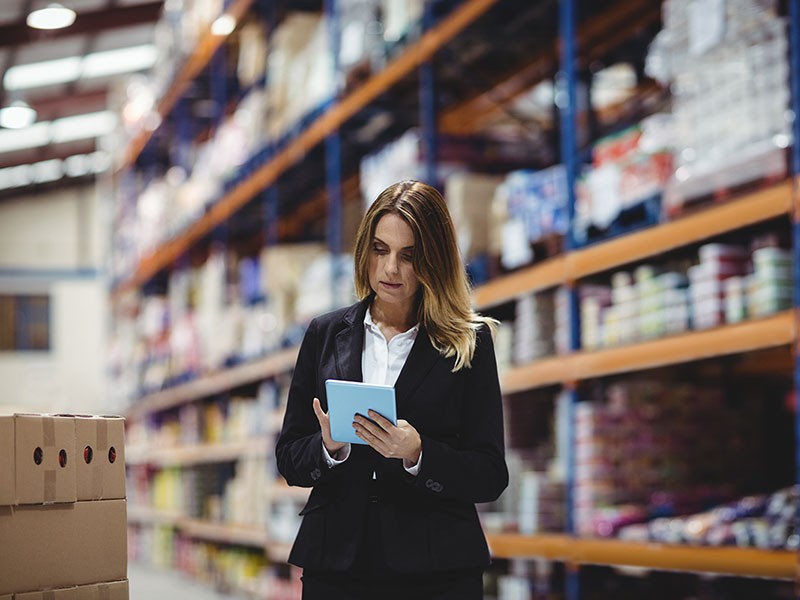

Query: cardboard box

[444,172,504,260]
[12,580,128,600]
[73,416,126,501]
[0,417,13,506]
[74,580,128,600]
[5,414,77,505]
[0,594,12,600]
[15,588,77,600]
[0,500,127,594]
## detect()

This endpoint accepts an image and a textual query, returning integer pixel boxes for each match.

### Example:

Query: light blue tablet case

[325,379,397,445]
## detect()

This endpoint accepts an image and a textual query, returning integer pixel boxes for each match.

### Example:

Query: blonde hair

[353,180,496,371]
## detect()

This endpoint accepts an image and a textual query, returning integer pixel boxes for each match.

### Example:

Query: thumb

[312,397,325,417]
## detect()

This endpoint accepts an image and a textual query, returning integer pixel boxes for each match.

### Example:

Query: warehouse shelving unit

[485,534,795,581]
[113,0,800,597]
[125,346,298,420]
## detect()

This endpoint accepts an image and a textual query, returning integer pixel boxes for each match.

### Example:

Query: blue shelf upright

[419,0,439,187]
[325,0,344,307]
[788,2,800,597]
[558,0,580,599]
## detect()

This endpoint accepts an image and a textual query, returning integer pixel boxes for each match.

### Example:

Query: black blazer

[275,297,508,573]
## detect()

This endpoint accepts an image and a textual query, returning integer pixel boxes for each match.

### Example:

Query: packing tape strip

[92,418,109,498]
[97,418,108,450]
[95,419,108,450]
[44,469,56,503]
[43,417,58,502]
[43,416,55,447]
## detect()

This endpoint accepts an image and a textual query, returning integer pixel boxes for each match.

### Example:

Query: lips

[380,281,402,289]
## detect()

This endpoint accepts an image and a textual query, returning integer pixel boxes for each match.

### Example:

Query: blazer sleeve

[275,318,344,488]
[409,325,509,504]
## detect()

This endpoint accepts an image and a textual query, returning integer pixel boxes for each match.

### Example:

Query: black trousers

[301,493,484,600]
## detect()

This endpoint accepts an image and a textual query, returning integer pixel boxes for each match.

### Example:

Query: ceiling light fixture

[0,101,38,130]
[26,3,77,30]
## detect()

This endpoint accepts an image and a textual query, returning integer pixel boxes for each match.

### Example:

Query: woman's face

[368,213,421,312]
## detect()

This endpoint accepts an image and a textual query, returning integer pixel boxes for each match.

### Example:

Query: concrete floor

[128,563,250,600]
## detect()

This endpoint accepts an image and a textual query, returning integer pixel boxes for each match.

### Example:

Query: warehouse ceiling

[0,0,163,194]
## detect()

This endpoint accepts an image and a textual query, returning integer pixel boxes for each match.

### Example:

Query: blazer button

[311,468,321,481]
[425,479,443,493]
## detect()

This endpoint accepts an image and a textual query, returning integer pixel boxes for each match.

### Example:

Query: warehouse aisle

[128,563,250,600]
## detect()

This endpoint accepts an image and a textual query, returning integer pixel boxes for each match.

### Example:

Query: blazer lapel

[394,326,440,412]
[333,298,369,382]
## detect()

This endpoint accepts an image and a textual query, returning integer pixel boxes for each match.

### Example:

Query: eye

[401,252,413,262]
[372,243,387,254]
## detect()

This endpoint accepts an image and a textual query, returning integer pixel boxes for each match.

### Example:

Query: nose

[385,253,400,275]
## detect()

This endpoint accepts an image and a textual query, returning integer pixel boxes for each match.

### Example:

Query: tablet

[325,379,397,445]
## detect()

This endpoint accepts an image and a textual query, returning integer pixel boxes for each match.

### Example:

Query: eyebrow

[373,236,414,251]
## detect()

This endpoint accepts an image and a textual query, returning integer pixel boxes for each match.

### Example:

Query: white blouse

[322,307,422,474]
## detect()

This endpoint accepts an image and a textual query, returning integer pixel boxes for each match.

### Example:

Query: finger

[354,413,384,437]
[312,397,325,417]
[355,427,390,456]
[367,410,394,431]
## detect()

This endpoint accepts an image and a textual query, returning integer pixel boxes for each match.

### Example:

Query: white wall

[0,184,111,414]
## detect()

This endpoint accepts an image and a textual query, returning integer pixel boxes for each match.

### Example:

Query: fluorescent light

[27,3,76,30]
[5,56,81,91]
[0,101,37,129]
[4,45,156,91]
[0,110,116,154]
[51,111,117,144]
[31,159,63,183]
[0,151,111,191]
[211,14,236,36]
[0,123,51,153]
[82,45,158,79]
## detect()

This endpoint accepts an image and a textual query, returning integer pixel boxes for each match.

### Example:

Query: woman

[276,180,508,599]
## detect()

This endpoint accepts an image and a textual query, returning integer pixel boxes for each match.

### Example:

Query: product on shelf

[574,118,673,245]
[647,0,791,214]
[444,171,504,268]
[618,486,799,550]
[266,12,334,142]
[572,235,793,351]
[513,292,556,364]
[494,166,570,270]
[574,379,764,539]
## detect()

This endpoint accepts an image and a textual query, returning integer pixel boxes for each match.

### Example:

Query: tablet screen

[324,379,397,445]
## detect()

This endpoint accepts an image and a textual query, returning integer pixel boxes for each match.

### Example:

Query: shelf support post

[788,4,800,596]
[325,0,344,307]
[419,0,439,187]
[559,0,581,598]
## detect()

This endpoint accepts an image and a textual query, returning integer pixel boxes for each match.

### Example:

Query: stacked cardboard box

[0,414,128,599]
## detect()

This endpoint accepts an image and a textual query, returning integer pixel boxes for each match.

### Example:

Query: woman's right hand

[313,397,347,456]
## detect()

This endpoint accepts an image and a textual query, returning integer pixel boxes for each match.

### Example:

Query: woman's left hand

[354,411,422,467]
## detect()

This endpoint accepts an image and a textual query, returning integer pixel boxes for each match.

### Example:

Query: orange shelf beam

[501,354,573,393]
[181,519,269,547]
[114,0,499,296]
[126,438,270,467]
[500,311,794,391]
[122,0,255,168]
[486,534,794,580]
[575,311,794,380]
[568,180,792,280]
[473,256,567,309]
[474,182,792,309]
[125,346,298,419]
